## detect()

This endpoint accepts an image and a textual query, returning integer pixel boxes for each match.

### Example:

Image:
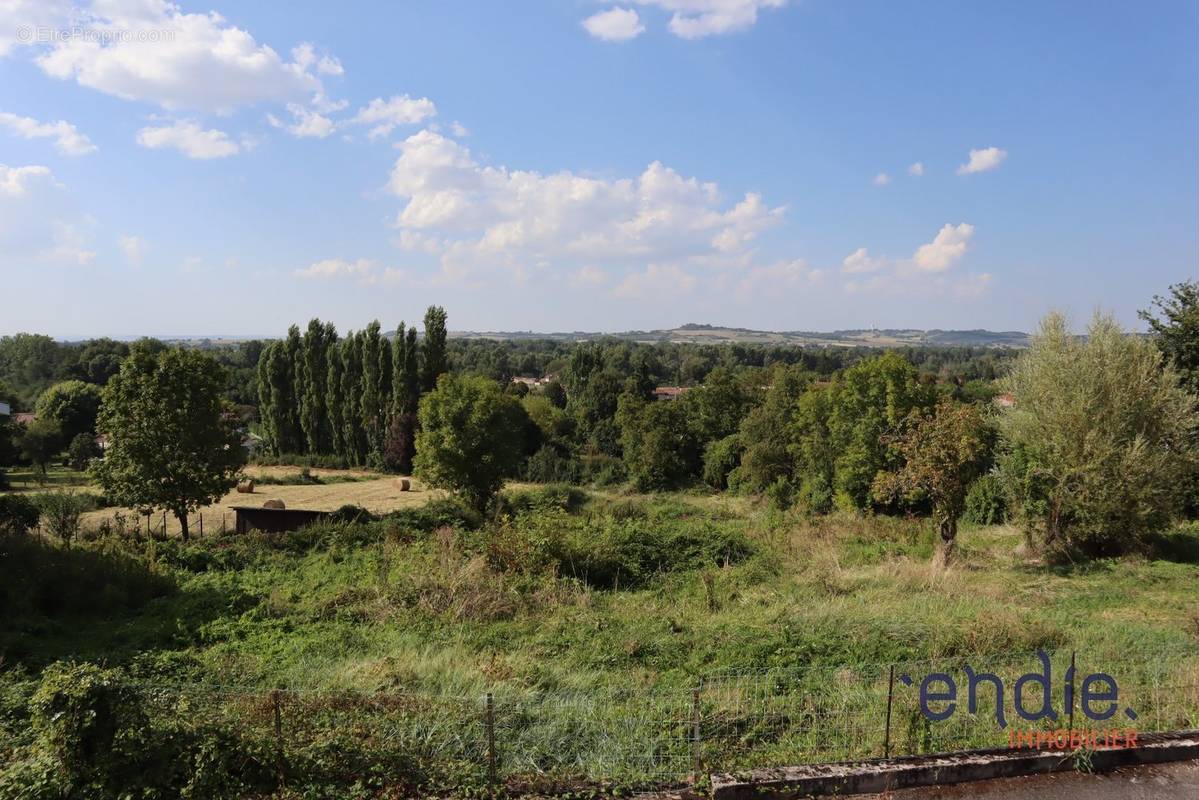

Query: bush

[523,445,581,484]
[702,434,741,490]
[35,491,90,546]
[580,453,626,487]
[0,494,40,535]
[964,474,1007,525]
[492,508,754,590]
[499,484,588,516]
[766,476,796,511]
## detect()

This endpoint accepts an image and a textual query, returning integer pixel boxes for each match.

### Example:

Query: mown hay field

[79,465,440,536]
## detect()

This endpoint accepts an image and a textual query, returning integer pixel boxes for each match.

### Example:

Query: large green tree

[1140,280,1199,393]
[997,312,1199,557]
[35,380,103,441]
[94,349,245,540]
[617,394,701,491]
[414,374,528,511]
[299,319,336,454]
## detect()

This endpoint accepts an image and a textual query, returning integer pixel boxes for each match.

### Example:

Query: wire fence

[120,646,1199,793]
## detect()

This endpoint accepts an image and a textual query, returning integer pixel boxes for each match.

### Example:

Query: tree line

[254,307,448,472]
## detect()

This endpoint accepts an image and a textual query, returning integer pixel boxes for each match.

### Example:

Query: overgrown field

[2,484,1199,797]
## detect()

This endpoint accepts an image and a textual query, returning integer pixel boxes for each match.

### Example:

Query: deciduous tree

[94,348,244,541]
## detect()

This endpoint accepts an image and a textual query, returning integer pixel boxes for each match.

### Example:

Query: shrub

[499,484,588,516]
[964,474,1007,525]
[35,491,90,547]
[702,434,742,490]
[766,475,796,511]
[492,509,754,590]
[523,445,581,484]
[0,494,40,535]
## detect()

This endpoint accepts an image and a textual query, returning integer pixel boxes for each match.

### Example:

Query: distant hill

[449,324,1031,348]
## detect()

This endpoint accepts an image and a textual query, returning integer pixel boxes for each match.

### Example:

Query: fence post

[884,664,895,759]
[1068,651,1076,733]
[485,692,497,799]
[199,514,203,538]
[691,684,703,783]
[271,689,285,788]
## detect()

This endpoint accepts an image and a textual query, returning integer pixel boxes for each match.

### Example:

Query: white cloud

[583,7,646,41]
[954,272,993,297]
[841,247,885,274]
[907,162,924,176]
[957,146,1007,175]
[0,111,97,155]
[618,0,788,39]
[0,164,95,266]
[296,257,376,279]
[118,233,146,265]
[873,172,890,186]
[912,222,974,272]
[268,103,335,138]
[735,258,823,299]
[386,129,785,284]
[30,0,340,113]
[0,163,54,196]
[350,95,437,139]
[573,265,607,286]
[0,0,72,57]
[449,121,469,138]
[613,263,696,298]
[136,120,240,159]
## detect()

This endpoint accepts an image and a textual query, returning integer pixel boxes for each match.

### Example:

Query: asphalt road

[849,760,1199,799]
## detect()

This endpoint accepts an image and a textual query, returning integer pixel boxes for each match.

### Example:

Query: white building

[0,401,9,417]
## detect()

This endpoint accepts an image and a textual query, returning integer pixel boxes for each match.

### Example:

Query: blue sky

[0,0,1195,338]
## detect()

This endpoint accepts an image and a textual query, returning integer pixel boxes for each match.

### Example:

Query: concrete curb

[709,731,1199,799]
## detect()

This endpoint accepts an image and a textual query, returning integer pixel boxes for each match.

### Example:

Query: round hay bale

[262,499,286,510]
[394,477,411,491]
[236,479,255,494]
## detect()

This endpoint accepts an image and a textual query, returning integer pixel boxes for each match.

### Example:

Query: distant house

[511,375,556,388]
[12,412,35,426]
[653,386,690,401]
[94,433,110,453]
[0,401,9,417]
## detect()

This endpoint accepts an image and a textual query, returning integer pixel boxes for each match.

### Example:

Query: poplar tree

[361,321,383,465]
[300,319,334,454]
[326,343,346,462]
[421,305,448,392]
[340,332,365,466]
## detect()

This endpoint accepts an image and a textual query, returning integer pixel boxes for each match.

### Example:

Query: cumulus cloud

[118,233,146,265]
[385,129,785,285]
[873,172,890,186]
[735,258,823,299]
[350,95,437,140]
[0,0,72,57]
[0,163,54,196]
[957,146,1007,175]
[295,257,405,285]
[841,247,885,274]
[613,263,696,298]
[0,111,97,155]
[267,103,335,138]
[583,7,646,41]
[136,120,240,159]
[0,163,95,266]
[29,0,340,114]
[907,162,924,176]
[912,222,974,272]
[589,0,787,39]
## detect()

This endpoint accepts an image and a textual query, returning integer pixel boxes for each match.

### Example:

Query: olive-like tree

[997,312,1199,558]
[94,348,244,540]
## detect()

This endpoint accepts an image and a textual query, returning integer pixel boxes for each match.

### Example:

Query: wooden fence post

[691,684,703,783]
[272,689,285,788]
[485,693,497,799]
[884,664,895,759]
